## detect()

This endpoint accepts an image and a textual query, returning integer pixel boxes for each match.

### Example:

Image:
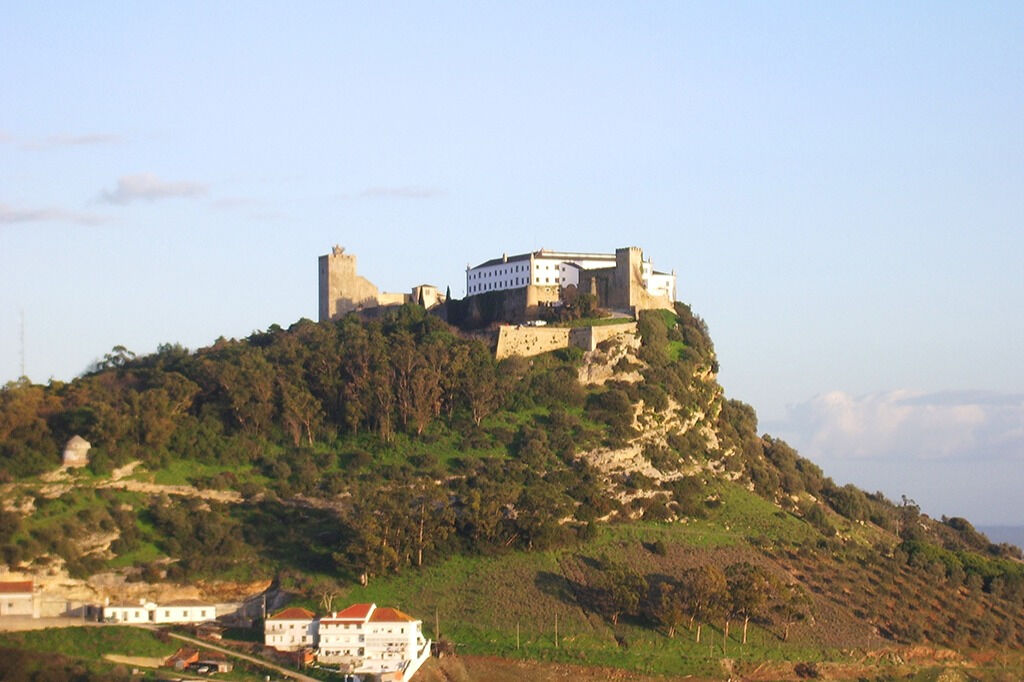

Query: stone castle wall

[577,246,672,315]
[495,321,637,360]
[319,250,386,321]
[319,247,437,322]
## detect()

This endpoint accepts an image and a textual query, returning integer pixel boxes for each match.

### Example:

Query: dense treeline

[1,306,516,478]
[3,300,1022,641]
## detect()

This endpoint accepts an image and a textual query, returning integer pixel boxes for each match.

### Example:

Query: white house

[465,248,676,303]
[361,605,430,678]
[151,600,217,624]
[265,602,430,679]
[102,599,216,624]
[264,607,318,651]
[0,580,37,618]
[317,603,429,679]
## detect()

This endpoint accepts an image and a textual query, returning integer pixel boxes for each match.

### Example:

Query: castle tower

[318,246,382,321]
[613,246,644,310]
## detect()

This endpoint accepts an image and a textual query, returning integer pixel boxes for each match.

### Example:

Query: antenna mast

[20,309,26,378]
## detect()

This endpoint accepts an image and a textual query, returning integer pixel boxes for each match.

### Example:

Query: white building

[264,607,318,651]
[62,435,91,468]
[265,602,430,679]
[0,580,37,618]
[102,599,216,624]
[465,248,676,303]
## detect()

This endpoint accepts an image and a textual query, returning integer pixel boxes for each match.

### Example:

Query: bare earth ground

[103,654,165,668]
[0,616,105,632]
[412,654,1024,682]
[414,655,720,682]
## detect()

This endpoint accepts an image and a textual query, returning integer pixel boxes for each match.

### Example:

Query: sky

[1,2,1022,524]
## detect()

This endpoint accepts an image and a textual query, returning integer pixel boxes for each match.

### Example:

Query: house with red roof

[0,580,37,618]
[263,602,431,679]
[264,606,318,651]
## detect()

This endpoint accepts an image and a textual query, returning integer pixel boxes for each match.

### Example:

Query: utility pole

[554,613,558,649]
[516,620,520,650]
[435,608,440,641]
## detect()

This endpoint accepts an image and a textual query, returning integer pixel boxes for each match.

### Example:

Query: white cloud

[348,186,445,199]
[22,133,122,150]
[768,389,1024,462]
[0,202,106,226]
[100,173,207,205]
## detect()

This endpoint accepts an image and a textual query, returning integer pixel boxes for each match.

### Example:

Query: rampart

[319,246,444,321]
[495,321,637,360]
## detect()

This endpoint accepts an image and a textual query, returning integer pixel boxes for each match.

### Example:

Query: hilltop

[1,302,1023,679]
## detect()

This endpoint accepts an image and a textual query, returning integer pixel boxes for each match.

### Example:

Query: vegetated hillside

[1,302,1023,676]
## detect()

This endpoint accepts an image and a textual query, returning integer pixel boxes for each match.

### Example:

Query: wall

[577,247,673,315]
[568,321,637,352]
[319,247,434,321]
[318,250,384,321]
[495,321,636,359]
[495,326,571,359]
[0,592,35,617]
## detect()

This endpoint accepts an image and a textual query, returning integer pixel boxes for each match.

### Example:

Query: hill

[1,302,1023,679]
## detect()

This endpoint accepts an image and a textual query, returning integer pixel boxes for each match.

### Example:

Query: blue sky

[2,2,1022,524]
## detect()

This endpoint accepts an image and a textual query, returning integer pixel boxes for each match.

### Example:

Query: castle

[464,246,675,319]
[318,244,676,326]
[318,246,445,322]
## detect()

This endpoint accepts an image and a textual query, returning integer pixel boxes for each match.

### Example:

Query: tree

[411,483,455,567]
[649,580,688,638]
[460,344,501,427]
[597,557,646,626]
[897,495,921,541]
[278,376,322,446]
[775,583,810,642]
[679,565,727,643]
[726,562,773,645]
[98,345,136,370]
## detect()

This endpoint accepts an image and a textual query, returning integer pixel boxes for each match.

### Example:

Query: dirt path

[165,631,319,682]
[103,654,165,668]
[98,477,242,503]
[0,616,106,632]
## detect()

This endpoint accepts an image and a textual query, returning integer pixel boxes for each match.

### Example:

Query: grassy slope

[333,479,1024,680]
[334,481,853,678]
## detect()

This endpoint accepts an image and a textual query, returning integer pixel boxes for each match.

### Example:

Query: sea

[978,525,1024,551]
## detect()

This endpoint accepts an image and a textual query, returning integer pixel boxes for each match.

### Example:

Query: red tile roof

[331,603,375,620]
[164,647,199,667]
[0,581,33,594]
[268,607,315,620]
[369,607,416,623]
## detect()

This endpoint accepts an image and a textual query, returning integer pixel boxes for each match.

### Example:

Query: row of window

[467,275,569,294]
[469,264,529,279]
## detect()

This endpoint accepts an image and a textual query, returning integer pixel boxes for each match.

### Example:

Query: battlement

[318,246,445,321]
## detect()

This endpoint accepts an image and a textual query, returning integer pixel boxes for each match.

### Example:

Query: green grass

[554,317,636,328]
[708,482,821,547]
[319,484,853,677]
[150,459,256,486]
[0,626,177,660]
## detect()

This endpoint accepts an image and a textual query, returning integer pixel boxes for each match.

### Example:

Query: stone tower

[318,246,382,321]
[612,246,644,310]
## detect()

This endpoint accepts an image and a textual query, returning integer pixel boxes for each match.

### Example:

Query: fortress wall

[496,321,637,359]
[377,292,410,307]
[319,251,385,321]
[569,321,638,352]
[495,326,571,360]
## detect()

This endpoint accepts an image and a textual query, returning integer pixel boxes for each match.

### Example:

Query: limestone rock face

[62,435,91,468]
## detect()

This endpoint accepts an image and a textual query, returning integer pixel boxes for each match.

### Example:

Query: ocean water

[978,525,1024,550]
